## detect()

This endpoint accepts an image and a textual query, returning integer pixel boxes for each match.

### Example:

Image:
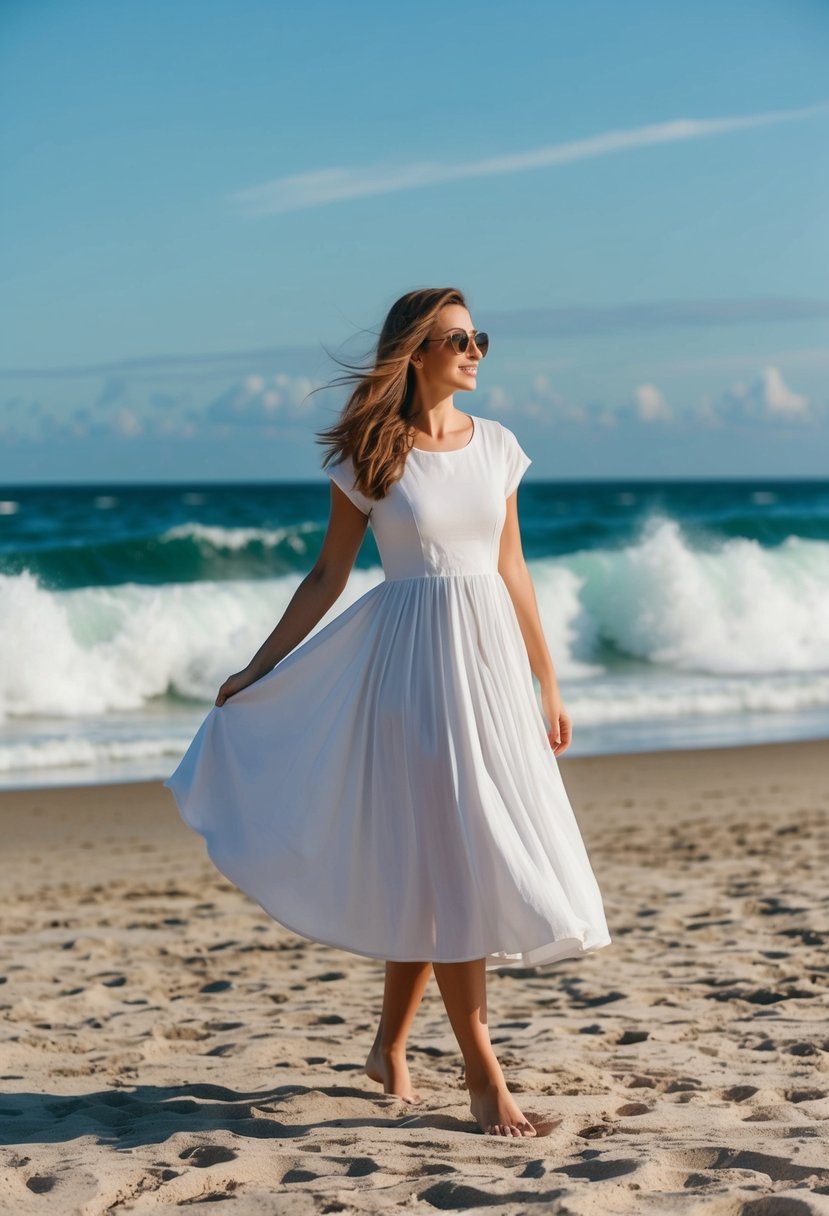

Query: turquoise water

[1,478,828,787]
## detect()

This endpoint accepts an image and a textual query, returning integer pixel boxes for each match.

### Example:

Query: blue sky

[1,0,828,482]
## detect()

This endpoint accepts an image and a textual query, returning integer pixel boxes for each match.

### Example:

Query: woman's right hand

[215,666,259,707]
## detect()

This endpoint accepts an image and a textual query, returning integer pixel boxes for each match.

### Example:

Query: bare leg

[432,958,536,1137]
[365,960,432,1103]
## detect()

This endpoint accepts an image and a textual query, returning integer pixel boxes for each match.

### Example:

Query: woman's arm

[497,492,572,755]
[216,484,369,705]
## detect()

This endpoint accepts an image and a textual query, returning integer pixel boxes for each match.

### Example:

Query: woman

[165,286,611,1138]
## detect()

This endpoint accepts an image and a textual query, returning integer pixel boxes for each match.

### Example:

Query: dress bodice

[326,415,532,580]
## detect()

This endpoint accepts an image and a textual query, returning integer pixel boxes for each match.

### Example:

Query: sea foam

[2,516,828,722]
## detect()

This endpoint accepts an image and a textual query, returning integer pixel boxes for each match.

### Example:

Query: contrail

[229,101,829,216]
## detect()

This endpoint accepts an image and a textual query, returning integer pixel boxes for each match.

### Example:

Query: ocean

[1,477,828,789]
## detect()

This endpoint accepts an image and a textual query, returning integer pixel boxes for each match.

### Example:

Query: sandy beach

[1,737,828,1213]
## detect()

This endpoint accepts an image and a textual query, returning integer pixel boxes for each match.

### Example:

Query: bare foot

[365,1043,422,1104]
[469,1080,537,1137]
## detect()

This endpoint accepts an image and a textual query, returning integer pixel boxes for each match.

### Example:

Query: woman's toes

[493,1121,535,1137]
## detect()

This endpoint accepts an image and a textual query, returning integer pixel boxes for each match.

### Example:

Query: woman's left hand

[540,685,572,756]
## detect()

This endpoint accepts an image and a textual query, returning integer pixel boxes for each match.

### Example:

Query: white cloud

[205,373,318,428]
[524,376,587,424]
[484,386,514,414]
[759,366,809,417]
[634,383,672,422]
[229,102,829,216]
[695,394,723,429]
[282,375,317,411]
[116,409,142,438]
[706,365,811,424]
[495,376,623,427]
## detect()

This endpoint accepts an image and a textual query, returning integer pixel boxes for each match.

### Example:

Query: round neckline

[409,414,477,455]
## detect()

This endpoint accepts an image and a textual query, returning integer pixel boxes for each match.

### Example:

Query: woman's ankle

[463,1057,505,1092]
[376,1040,408,1058]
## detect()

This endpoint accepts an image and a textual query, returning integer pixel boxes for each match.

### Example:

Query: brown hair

[314,287,468,502]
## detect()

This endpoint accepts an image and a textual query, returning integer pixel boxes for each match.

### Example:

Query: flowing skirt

[164,572,611,970]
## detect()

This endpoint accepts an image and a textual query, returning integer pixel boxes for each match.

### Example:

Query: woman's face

[414,304,484,397]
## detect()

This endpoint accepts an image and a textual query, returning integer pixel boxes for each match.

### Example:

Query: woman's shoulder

[480,415,522,448]
[473,414,508,443]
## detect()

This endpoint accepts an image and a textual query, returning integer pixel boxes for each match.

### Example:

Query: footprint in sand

[25,1177,56,1194]
[555,1157,639,1181]
[623,1074,659,1089]
[784,1088,826,1103]
[779,927,824,946]
[155,1024,210,1041]
[178,1145,237,1168]
[665,1077,704,1094]
[345,1158,381,1177]
[149,1166,181,1182]
[663,1146,829,1186]
[617,1030,649,1045]
[577,1122,618,1140]
[95,974,126,988]
[420,1182,568,1208]
[721,1085,759,1103]
[282,1167,319,1183]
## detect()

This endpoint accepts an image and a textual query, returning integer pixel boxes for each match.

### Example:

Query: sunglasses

[422,329,490,357]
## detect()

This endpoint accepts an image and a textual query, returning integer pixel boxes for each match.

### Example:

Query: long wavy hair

[314,287,468,503]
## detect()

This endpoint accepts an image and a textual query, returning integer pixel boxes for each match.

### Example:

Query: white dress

[164,414,611,970]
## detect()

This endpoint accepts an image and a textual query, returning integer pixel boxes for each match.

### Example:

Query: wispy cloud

[486,298,829,337]
[3,298,827,384]
[0,345,322,382]
[229,102,829,216]
[645,346,829,375]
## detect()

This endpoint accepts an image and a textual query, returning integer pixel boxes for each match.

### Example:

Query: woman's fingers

[215,679,234,706]
[549,714,571,755]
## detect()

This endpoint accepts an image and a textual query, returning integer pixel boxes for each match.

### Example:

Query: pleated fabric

[165,415,611,970]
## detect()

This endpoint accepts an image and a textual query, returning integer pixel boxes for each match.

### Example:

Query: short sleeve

[326,453,375,516]
[501,424,532,497]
